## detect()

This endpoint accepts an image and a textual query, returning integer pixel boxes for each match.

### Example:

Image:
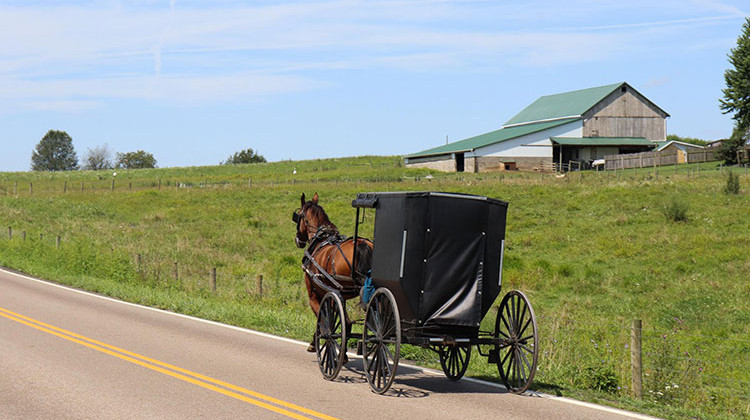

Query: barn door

[455,153,465,172]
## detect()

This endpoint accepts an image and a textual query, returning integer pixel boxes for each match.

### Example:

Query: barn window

[621,86,627,93]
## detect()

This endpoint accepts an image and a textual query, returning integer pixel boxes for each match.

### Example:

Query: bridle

[293,207,318,247]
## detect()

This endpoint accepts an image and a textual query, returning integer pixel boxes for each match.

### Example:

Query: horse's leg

[304,275,319,352]
[305,274,321,316]
[331,245,355,351]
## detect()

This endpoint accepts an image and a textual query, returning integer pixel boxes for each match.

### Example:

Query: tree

[223,148,266,164]
[716,126,748,164]
[115,150,157,169]
[720,17,750,163]
[83,144,113,170]
[31,130,79,171]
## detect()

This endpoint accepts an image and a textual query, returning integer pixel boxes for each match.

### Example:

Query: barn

[405,82,669,172]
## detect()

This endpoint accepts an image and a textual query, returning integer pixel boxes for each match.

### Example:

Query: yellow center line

[0,306,339,420]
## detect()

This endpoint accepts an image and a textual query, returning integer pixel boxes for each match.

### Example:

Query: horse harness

[301,225,359,294]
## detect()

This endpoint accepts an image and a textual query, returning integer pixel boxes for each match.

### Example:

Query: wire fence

[1,218,749,417]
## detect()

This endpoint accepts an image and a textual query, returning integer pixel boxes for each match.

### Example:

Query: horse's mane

[303,201,337,231]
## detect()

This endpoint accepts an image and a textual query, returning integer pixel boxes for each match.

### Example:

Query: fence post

[56,236,61,249]
[64,181,67,193]
[111,179,115,191]
[7,226,11,239]
[211,267,217,292]
[81,182,84,193]
[22,231,26,241]
[14,181,17,195]
[631,319,643,399]
[158,178,161,190]
[174,262,179,282]
[30,182,33,195]
[137,254,142,274]
[257,274,263,296]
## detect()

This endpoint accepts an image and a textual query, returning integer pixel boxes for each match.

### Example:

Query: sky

[0,0,747,171]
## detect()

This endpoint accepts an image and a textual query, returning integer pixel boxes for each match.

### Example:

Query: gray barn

[406,82,670,172]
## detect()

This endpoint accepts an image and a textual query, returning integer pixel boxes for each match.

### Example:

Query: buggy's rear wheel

[362,288,401,394]
[439,345,471,381]
[494,290,538,394]
[315,292,347,380]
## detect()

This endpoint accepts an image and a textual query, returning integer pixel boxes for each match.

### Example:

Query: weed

[724,170,740,194]
[662,198,689,223]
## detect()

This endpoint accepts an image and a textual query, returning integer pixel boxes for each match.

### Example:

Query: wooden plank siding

[582,87,668,141]
[604,149,717,170]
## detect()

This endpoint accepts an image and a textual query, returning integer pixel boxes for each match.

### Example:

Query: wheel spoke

[518,332,535,344]
[518,316,532,340]
[519,343,535,354]
[504,300,514,333]
[505,354,514,384]
[517,348,527,384]
[379,346,392,377]
[518,301,527,333]
[519,346,533,375]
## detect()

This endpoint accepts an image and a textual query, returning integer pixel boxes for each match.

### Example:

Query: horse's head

[293,192,332,248]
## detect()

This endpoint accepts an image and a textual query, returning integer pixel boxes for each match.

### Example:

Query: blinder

[292,209,301,224]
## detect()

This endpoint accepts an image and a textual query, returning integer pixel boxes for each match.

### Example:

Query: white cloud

[0,0,745,111]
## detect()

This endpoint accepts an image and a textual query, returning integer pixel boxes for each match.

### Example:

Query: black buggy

[313,192,538,394]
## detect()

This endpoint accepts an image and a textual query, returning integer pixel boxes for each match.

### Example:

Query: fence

[605,149,717,171]
[537,316,749,417]
[2,221,748,417]
[1,224,270,298]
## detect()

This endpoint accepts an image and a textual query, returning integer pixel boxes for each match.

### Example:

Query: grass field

[0,157,748,419]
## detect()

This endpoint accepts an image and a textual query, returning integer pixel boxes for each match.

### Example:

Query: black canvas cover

[356,192,508,328]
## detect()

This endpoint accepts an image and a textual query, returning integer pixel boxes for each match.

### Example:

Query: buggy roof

[352,191,507,208]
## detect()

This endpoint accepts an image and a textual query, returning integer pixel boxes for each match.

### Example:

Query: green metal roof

[407,118,580,158]
[550,137,655,146]
[505,82,625,126]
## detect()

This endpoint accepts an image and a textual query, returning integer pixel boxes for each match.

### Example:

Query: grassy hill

[0,157,747,419]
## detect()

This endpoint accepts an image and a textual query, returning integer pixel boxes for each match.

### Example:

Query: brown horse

[293,193,372,350]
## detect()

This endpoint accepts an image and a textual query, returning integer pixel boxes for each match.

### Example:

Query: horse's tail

[354,239,373,279]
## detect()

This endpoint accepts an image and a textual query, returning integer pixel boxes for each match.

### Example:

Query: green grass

[0,157,748,419]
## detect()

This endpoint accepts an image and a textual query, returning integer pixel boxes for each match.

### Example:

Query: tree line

[30,130,157,171]
[29,130,266,172]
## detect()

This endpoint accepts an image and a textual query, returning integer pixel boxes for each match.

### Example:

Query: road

[0,267,657,419]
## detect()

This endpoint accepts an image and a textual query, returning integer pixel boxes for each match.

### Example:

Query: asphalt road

[0,267,657,419]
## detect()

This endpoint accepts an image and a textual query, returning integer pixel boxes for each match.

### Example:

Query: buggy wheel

[439,345,471,381]
[362,288,401,394]
[315,292,347,381]
[494,290,538,394]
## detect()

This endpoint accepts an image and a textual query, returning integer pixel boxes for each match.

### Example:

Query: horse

[293,193,372,351]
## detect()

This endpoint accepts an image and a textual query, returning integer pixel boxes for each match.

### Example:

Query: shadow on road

[324,357,512,399]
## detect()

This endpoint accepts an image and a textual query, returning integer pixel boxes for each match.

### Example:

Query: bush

[724,170,740,194]
[581,365,619,392]
[116,150,157,169]
[663,198,689,223]
[224,148,266,164]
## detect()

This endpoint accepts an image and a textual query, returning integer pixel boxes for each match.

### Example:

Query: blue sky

[1,0,747,171]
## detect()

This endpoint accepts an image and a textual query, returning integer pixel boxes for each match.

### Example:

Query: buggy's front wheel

[439,344,471,381]
[362,288,401,394]
[494,290,538,394]
[315,292,347,380]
